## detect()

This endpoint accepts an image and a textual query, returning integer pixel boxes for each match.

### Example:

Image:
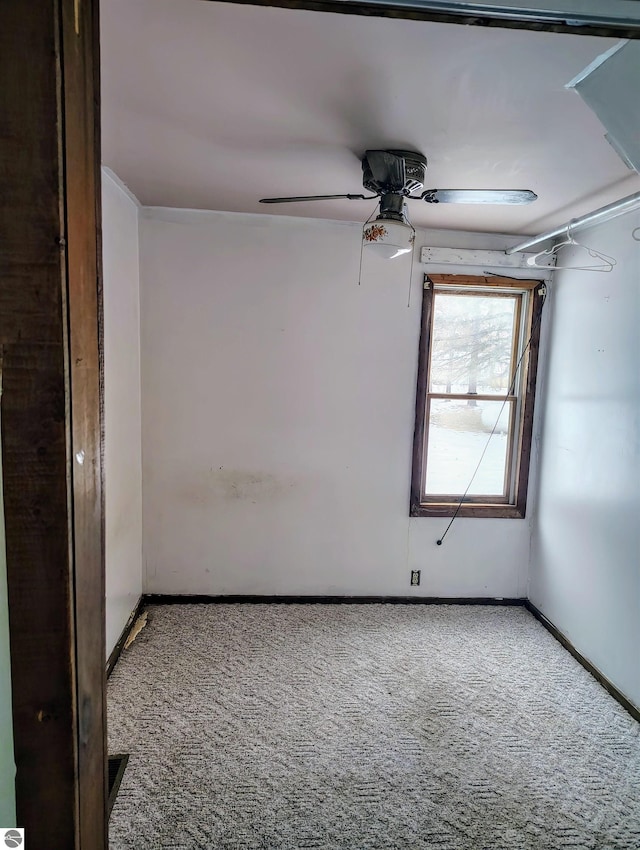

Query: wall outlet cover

[411,570,421,586]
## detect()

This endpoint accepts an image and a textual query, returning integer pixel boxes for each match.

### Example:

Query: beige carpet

[108,604,640,849]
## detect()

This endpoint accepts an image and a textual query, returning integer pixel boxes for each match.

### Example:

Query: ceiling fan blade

[364,151,406,192]
[259,193,375,204]
[422,189,538,205]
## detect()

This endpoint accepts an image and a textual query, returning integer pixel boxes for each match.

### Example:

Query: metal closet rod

[506,190,640,254]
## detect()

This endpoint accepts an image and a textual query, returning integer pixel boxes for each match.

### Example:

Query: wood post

[0,1,106,846]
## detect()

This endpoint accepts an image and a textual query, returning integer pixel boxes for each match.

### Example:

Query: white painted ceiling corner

[566,40,640,174]
[102,166,142,207]
[565,40,629,88]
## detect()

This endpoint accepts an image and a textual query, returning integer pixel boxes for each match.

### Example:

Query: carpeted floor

[107,604,640,849]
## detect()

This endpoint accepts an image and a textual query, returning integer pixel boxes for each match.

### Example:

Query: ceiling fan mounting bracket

[378,193,409,222]
[422,191,440,203]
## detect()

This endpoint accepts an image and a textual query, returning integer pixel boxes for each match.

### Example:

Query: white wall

[102,169,143,655]
[529,211,640,707]
[140,208,543,598]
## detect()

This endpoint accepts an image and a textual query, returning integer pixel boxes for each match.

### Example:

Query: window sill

[410,503,526,519]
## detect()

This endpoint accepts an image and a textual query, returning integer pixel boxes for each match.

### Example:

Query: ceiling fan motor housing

[362,149,428,196]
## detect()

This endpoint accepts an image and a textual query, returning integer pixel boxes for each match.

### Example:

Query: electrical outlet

[411,570,421,586]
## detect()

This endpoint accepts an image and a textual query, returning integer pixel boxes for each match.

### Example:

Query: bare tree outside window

[430,294,516,397]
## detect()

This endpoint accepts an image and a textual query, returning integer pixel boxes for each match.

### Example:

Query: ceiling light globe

[363,220,414,260]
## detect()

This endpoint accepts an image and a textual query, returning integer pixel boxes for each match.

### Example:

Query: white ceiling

[101,0,640,234]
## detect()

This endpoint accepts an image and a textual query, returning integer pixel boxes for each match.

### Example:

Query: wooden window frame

[410,274,544,519]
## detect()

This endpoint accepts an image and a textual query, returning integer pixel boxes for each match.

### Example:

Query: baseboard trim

[143,593,526,606]
[106,595,145,679]
[525,601,640,724]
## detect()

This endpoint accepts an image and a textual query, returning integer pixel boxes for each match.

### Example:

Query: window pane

[430,293,517,395]
[424,399,512,497]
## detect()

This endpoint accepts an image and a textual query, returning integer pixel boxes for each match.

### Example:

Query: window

[411,274,544,518]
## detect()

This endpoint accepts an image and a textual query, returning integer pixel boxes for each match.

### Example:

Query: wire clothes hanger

[526,220,617,272]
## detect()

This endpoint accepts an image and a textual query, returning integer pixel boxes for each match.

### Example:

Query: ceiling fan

[260,149,537,259]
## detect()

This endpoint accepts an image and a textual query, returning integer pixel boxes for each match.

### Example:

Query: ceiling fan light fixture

[363,219,415,260]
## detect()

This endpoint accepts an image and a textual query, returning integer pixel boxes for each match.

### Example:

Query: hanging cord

[358,202,383,286]
[407,225,416,308]
[436,284,547,546]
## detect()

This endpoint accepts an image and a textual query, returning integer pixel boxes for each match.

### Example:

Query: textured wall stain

[178,468,296,506]
[218,469,288,501]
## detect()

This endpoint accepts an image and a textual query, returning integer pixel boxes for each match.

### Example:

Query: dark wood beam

[0,1,106,846]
